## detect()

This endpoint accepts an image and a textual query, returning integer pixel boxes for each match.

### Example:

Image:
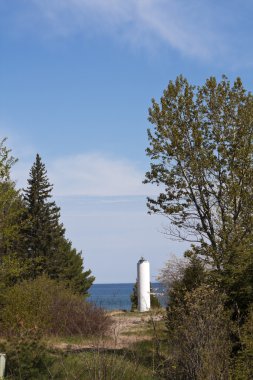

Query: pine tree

[56,238,94,295]
[22,154,94,294]
[23,154,64,270]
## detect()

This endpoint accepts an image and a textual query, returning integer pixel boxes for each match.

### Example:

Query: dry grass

[1,310,166,379]
[48,309,166,351]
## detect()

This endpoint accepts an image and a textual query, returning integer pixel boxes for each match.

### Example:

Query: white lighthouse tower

[137,257,150,312]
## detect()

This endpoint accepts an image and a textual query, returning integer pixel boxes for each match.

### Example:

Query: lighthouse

[137,257,150,312]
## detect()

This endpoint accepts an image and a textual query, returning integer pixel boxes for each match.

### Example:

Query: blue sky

[1,0,253,282]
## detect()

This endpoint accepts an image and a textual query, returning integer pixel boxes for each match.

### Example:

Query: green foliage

[0,255,35,310]
[164,285,231,380]
[49,351,155,380]
[22,154,65,270]
[0,344,156,380]
[0,138,17,179]
[130,281,138,311]
[21,154,94,294]
[54,238,95,296]
[231,306,253,379]
[0,182,25,257]
[0,139,25,257]
[2,276,59,334]
[0,255,28,288]
[145,75,253,315]
[161,254,253,378]
[168,256,206,309]
[1,276,110,337]
[0,333,52,380]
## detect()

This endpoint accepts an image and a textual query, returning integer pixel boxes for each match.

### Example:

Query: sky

[1,0,253,283]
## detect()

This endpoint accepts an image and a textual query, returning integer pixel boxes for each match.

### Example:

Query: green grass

[3,348,158,379]
[2,310,167,379]
[45,335,92,345]
[45,334,112,347]
[48,351,157,380]
[46,314,166,379]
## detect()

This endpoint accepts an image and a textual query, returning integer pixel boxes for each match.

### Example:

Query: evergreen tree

[22,154,64,272]
[22,154,94,294]
[130,281,138,311]
[54,238,94,295]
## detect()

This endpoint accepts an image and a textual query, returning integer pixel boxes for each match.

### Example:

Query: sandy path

[52,311,163,352]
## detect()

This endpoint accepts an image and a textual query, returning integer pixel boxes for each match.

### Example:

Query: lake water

[88,283,166,311]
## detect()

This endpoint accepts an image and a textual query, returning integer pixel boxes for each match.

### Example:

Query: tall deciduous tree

[22,154,94,294]
[0,138,24,257]
[145,76,253,311]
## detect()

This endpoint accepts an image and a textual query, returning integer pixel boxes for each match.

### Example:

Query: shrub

[231,305,253,379]
[0,333,52,380]
[1,275,111,337]
[159,256,206,309]
[49,289,112,336]
[163,285,231,380]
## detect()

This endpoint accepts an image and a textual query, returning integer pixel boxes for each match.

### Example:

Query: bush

[159,256,206,310]
[163,285,231,380]
[1,276,111,337]
[231,305,253,379]
[49,289,111,336]
[0,333,52,380]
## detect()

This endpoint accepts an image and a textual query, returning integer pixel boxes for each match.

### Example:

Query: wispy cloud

[49,153,152,197]
[1,124,155,197]
[26,0,226,60]
[12,151,157,197]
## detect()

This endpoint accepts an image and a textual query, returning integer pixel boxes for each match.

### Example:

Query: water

[88,283,166,311]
